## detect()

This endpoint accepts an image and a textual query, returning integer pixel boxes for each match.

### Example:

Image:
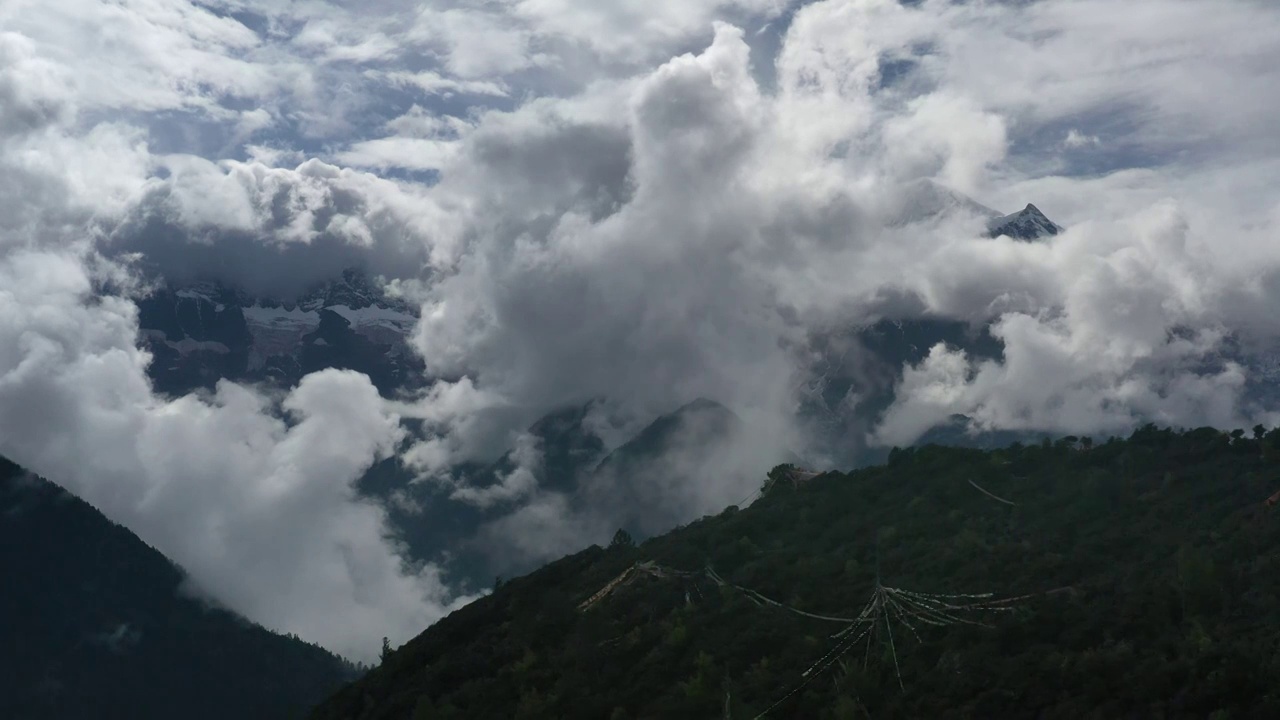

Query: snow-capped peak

[149,268,418,359]
[986,203,1063,241]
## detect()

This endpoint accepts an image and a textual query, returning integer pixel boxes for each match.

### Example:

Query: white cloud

[0,32,76,136]
[107,155,445,296]
[292,20,400,64]
[383,105,475,139]
[377,70,509,98]
[334,137,459,172]
[410,0,1280,455]
[1063,129,1101,149]
[244,143,304,168]
[511,0,784,64]
[408,8,550,79]
[0,0,273,115]
[881,92,1007,194]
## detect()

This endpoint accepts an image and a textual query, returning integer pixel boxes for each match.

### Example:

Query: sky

[2,0,1280,660]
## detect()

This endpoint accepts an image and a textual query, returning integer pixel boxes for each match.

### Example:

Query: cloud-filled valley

[2,0,1280,661]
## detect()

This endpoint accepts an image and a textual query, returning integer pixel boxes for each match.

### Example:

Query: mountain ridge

[0,456,357,720]
[987,203,1064,240]
[309,425,1280,719]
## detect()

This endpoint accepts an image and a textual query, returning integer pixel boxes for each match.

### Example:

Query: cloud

[407,8,550,79]
[477,492,608,572]
[292,20,400,64]
[510,0,785,65]
[448,432,544,509]
[873,195,1280,445]
[1063,129,1101,149]
[0,2,473,661]
[1,0,273,115]
[881,92,1007,194]
[0,32,75,137]
[334,137,459,172]
[106,156,442,297]
[475,399,785,571]
[377,70,509,98]
[351,1,1280,551]
[408,24,802,447]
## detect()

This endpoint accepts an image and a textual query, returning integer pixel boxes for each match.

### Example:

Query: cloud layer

[3,0,1280,657]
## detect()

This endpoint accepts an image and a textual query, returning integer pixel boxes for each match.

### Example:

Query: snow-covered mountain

[987,203,1063,240]
[136,269,423,396]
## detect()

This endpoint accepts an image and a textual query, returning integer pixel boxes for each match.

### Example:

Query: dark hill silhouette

[311,425,1280,720]
[0,457,357,720]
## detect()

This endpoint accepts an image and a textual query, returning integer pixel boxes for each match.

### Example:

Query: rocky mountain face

[0,457,355,720]
[136,269,423,397]
[525,403,611,494]
[987,203,1064,240]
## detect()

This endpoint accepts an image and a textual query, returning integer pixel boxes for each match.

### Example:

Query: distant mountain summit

[525,402,610,493]
[592,398,740,477]
[987,203,1063,241]
[585,398,748,537]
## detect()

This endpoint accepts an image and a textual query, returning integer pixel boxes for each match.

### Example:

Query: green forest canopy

[313,425,1280,720]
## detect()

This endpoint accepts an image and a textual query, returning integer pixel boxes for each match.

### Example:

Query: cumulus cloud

[5,0,1280,660]
[402,0,1280,462]
[107,156,442,297]
[510,0,785,64]
[1063,129,1101,149]
[377,70,509,99]
[405,25,804,462]
[874,196,1280,445]
[0,0,274,115]
[407,7,550,79]
[0,32,75,136]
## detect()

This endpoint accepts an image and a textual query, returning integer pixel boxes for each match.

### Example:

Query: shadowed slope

[312,426,1280,720]
[0,458,356,720]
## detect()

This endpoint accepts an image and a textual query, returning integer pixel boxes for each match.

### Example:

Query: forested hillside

[312,426,1280,719]
[0,458,357,720]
